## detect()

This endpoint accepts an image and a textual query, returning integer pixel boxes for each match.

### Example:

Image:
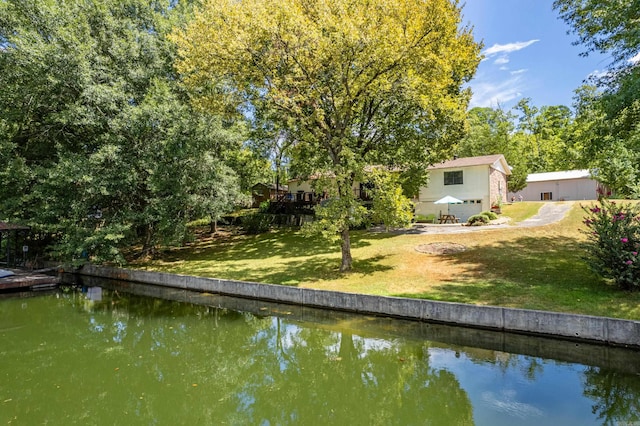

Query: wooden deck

[0,269,60,291]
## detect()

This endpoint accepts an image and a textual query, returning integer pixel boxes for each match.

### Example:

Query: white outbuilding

[515,170,602,201]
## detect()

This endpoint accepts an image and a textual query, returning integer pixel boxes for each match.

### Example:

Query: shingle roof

[0,222,30,231]
[253,183,289,191]
[428,154,509,172]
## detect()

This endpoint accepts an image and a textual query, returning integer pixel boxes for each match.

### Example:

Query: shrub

[415,214,436,223]
[480,211,498,220]
[241,213,273,234]
[258,201,270,213]
[187,217,212,228]
[581,199,640,290]
[467,214,489,226]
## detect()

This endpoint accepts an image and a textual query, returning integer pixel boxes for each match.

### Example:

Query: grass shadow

[248,254,394,286]
[137,228,397,285]
[148,251,393,286]
[395,234,640,318]
[152,228,397,264]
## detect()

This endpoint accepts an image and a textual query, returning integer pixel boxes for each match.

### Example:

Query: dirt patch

[415,242,467,255]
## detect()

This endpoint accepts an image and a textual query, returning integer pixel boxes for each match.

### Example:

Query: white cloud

[481,390,544,419]
[482,39,540,57]
[628,52,640,64]
[467,40,542,109]
[468,72,526,108]
[510,69,528,75]
[587,69,611,80]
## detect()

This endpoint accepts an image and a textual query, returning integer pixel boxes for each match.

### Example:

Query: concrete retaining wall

[76,264,640,348]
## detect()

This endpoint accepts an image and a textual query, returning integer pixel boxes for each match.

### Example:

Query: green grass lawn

[500,201,544,222]
[136,201,640,320]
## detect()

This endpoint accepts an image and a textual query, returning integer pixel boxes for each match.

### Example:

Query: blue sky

[461,0,611,111]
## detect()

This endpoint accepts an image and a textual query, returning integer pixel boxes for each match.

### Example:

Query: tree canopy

[172,0,481,271]
[554,0,640,64]
[0,0,254,264]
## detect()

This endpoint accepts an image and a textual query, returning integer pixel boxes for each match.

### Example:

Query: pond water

[1,278,639,425]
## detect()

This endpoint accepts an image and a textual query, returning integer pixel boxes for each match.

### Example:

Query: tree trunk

[141,223,155,257]
[339,226,352,272]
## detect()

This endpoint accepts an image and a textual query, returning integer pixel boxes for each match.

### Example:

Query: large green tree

[172,0,481,271]
[0,0,249,263]
[571,82,640,196]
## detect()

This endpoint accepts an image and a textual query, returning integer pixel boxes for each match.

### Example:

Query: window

[444,171,463,185]
[541,192,552,200]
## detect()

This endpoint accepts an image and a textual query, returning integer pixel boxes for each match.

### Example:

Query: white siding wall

[518,178,599,201]
[414,165,491,221]
[287,180,314,193]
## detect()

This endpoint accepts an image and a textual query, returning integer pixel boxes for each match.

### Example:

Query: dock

[0,268,60,291]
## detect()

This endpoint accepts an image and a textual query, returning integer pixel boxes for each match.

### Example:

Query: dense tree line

[458,87,639,197]
[456,99,587,193]
[0,0,267,263]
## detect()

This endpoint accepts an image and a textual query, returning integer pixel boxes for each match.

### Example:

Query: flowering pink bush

[581,199,640,290]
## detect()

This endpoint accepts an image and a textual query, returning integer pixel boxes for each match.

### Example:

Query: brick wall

[489,168,508,205]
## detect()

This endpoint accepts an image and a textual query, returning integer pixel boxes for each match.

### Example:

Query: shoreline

[74,264,640,349]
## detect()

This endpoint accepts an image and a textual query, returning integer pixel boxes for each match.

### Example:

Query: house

[514,170,602,201]
[251,183,289,207]
[287,175,372,204]
[413,154,511,221]
[286,178,319,203]
[281,154,511,222]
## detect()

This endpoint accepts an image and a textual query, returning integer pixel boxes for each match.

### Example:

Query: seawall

[76,264,640,349]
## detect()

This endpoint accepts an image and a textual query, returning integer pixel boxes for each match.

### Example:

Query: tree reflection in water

[583,367,640,425]
[243,320,473,425]
[0,286,638,425]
